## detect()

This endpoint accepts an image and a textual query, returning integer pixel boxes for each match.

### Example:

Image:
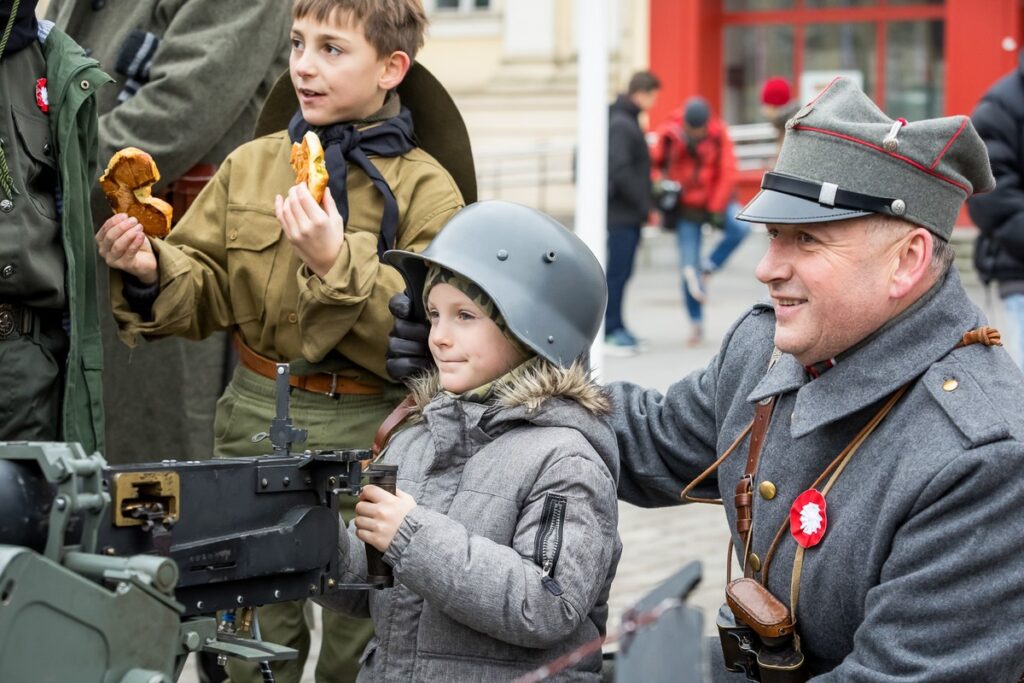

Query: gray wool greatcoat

[608,268,1024,681]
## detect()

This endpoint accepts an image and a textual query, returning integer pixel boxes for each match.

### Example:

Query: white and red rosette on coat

[790,488,827,548]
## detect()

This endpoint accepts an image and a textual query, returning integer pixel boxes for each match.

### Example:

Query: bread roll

[289,131,329,204]
[99,147,174,238]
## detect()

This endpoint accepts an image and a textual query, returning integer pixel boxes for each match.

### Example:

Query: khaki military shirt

[0,42,64,309]
[110,131,464,385]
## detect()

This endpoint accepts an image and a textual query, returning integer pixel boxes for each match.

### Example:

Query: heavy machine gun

[0,364,390,683]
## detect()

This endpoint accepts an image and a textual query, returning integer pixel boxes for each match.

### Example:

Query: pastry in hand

[99,147,174,238]
[289,131,329,204]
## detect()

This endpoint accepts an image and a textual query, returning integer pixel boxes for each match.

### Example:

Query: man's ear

[890,227,933,300]
[379,51,411,91]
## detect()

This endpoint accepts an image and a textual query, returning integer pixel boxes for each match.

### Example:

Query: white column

[574,0,609,377]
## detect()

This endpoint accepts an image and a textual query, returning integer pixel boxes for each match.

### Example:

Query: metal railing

[470,123,780,215]
[473,142,577,215]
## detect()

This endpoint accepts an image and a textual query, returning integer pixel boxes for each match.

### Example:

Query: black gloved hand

[385,291,434,383]
[707,212,726,229]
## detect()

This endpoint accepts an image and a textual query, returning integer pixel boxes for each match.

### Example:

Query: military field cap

[737,77,995,240]
[255,61,477,204]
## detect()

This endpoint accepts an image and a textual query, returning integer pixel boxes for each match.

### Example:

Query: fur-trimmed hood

[400,361,618,481]
[407,360,610,416]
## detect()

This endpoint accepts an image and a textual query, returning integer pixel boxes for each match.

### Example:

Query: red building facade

[649,0,1024,208]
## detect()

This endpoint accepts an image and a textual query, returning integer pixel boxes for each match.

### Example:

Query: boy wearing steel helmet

[315,200,622,681]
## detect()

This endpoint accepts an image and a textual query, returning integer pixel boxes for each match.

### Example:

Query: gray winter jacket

[317,363,622,681]
[609,268,1024,681]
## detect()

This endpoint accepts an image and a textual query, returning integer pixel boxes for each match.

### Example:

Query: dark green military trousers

[218,365,406,683]
[0,315,68,442]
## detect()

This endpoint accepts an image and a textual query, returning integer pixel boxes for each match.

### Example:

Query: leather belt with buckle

[232,331,382,397]
[0,303,33,340]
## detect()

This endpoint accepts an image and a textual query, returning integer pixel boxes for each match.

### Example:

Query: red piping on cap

[930,116,968,170]
[804,76,842,108]
[792,124,970,194]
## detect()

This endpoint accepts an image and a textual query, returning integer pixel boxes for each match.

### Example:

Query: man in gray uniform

[385,77,1024,679]
[609,78,1024,679]
[46,0,290,464]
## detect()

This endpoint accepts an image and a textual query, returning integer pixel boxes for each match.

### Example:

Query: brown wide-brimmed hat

[255,62,477,204]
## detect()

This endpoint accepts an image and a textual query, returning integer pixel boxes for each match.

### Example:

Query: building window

[804,0,876,7]
[803,22,876,101]
[724,24,795,124]
[725,0,794,9]
[886,20,944,119]
[434,0,491,11]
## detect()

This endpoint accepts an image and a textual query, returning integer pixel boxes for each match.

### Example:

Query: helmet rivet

[496,249,509,261]
[547,336,555,343]
[543,251,557,263]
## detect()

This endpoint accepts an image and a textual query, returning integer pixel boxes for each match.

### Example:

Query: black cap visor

[736,188,872,224]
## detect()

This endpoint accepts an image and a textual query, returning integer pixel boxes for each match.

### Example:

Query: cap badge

[882,118,908,152]
[790,488,828,548]
[890,199,907,216]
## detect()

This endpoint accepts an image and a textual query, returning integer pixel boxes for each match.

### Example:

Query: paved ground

[181,226,997,682]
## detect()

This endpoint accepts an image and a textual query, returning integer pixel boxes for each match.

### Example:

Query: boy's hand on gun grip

[96,213,159,284]
[354,485,417,552]
[275,184,345,279]
[386,292,435,382]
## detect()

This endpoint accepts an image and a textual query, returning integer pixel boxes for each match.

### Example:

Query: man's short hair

[293,0,428,61]
[627,71,661,96]
[870,215,955,277]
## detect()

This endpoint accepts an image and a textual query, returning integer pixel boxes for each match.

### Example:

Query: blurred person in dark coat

[604,70,659,356]
[45,0,291,463]
[967,50,1024,368]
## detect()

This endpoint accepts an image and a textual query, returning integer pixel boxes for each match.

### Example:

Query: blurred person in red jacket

[651,96,750,346]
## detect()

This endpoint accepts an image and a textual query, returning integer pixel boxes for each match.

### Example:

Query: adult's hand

[385,291,434,382]
[95,214,158,284]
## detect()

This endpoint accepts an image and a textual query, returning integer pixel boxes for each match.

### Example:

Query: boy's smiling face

[289,12,409,126]
[426,283,527,394]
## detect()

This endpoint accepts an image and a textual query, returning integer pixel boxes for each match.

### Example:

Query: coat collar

[747,268,985,438]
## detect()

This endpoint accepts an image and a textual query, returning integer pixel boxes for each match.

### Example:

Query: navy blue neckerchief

[0,0,37,57]
[288,106,416,259]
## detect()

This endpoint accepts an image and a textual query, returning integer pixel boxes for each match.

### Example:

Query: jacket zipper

[534,493,567,596]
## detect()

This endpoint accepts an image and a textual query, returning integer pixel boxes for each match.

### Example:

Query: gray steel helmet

[383,201,607,367]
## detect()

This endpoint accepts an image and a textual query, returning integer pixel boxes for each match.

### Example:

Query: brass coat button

[759,481,777,500]
[287,312,298,324]
[942,378,958,392]
[228,230,239,241]
[747,553,762,572]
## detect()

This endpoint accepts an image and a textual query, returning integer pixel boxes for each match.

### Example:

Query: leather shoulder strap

[371,395,417,460]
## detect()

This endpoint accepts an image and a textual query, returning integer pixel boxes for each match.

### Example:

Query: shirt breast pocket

[223,207,282,325]
[11,105,59,220]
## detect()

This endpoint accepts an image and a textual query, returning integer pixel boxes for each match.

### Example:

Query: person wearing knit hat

[319,200,621,681]
[760,76,799,142]
[651,94,751,346]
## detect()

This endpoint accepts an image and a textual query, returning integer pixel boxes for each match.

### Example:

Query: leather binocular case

[717,578,807,683]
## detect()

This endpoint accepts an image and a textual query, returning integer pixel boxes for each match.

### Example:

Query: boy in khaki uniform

[94,1,467,681]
